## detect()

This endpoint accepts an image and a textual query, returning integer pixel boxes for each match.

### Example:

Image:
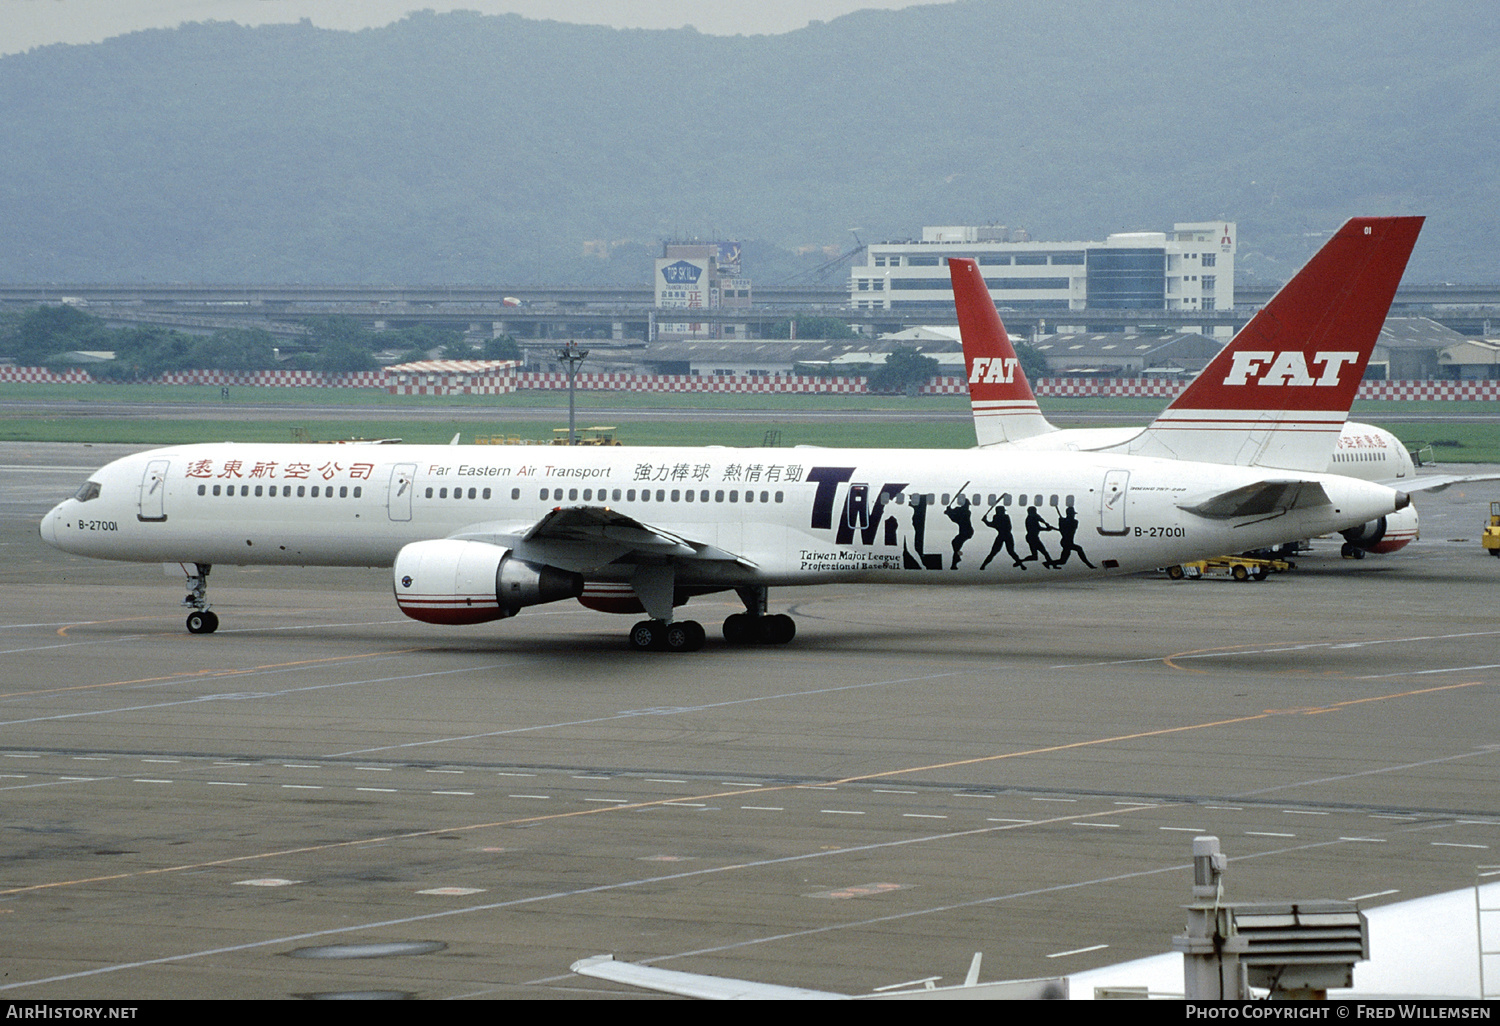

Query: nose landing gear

[180,563,219,634]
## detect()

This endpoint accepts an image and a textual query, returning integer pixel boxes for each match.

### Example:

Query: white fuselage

[42,442,1405,592]
[992,421,1415,484]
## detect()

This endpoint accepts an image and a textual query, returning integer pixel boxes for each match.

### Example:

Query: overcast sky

[3,1,949,55]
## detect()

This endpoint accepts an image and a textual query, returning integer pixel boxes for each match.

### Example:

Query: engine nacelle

[393,539,583,625]
[1339,503,1420,555]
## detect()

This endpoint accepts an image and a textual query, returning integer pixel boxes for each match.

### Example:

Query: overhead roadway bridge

[0,282,1494,340]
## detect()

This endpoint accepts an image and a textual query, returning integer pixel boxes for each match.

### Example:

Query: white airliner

[949,216,1471,558]
[40,219,1420,650]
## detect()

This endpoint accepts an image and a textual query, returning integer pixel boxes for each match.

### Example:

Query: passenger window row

[197,483,362,499]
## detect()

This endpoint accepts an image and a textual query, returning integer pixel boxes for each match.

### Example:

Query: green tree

[868,346,939,394]
[762,316,859,340]
[1015,341,1050,384]
[9,305,110,364]
[483,334,521,360]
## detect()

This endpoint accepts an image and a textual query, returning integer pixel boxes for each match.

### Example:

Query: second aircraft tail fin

[949,257,1055,447]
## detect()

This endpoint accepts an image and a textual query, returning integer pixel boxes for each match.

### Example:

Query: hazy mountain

[1,1,1494,286]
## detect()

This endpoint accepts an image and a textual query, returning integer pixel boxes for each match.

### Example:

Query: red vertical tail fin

[1129,216,1423,471]
[950,258,1055,446]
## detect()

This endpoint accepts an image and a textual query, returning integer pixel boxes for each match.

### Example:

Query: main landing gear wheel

[186,610,219,634]
[629,619,705,652]
[722,612,795,645]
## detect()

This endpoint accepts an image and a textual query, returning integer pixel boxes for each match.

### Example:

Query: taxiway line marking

[0,647,427,700]
[2,679,1482,900]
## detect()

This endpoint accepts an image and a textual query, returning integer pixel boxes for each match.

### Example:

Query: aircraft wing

[447,506,757,572]
[1178,479,1333,520]
[1391,471,1500,495]
[569,954,1069,1000]
[570,954,848,1000]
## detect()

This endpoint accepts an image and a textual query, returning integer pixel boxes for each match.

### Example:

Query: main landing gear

[628,618,706,652]
[624,585,796,652]
[181,562,219,634]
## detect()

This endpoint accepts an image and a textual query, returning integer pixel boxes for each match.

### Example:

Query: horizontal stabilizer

[1395,471,1500,495]
[1179,480,1332,520]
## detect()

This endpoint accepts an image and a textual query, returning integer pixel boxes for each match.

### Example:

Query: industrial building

[849,222,1236,316]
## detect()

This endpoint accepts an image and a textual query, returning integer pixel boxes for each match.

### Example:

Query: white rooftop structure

[850,221,1236,314]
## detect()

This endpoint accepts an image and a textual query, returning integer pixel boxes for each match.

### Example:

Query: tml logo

[1222,350,1360,387]
[968,356,1020,385]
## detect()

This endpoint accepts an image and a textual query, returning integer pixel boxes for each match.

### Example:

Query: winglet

[949,258,1055,446]
[1132,216,1423,471]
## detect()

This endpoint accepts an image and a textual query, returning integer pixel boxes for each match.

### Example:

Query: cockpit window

[73,481,101,503]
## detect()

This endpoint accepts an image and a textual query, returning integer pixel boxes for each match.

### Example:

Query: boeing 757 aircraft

[40,218,1421,650]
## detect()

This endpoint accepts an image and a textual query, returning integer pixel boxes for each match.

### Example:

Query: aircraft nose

[40,503,62,549]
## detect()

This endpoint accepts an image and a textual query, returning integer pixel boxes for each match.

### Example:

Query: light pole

[557,341,589,445]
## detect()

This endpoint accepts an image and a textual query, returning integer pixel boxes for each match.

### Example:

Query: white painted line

[509,794,550,800]
[357,766,392,772]
[427,769,464,775]
[142,759,179,764]
[357,787,397,793]
[584,798,629,804]
[1432,842,1489,849]
[720,781,761,787]
[1032,797,1077,803]
[741,806,783,811]
[133,779,172,784]
[986,818,1034,824]
[1246,831,1295,838]
[1204,805,1243,811]
[1073,823,1121,829]
[646,778,686,784]
[902,814,947,820]
[206,781,248,787]
[1338,837,1386,843]
[874,789,917,795]
[418,887,486,896]
[1047,944,1108,959]
[72,757,108,761]
[572,775,609,780]
[282,764,319,769]
[821,809,865,815]
[800,786,838,791]
[496,772,535,777]
[281,784,322,790]
[1282,810,1330,816]
[665,802,708,808]
[954,793,993,799]
[431,791,473,796]
[1159,827,1206,832]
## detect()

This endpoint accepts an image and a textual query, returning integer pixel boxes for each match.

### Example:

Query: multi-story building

[848,222,1235,315]
[654,242,751,340]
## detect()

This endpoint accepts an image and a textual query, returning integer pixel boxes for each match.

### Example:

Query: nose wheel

[186,610,220,634]
[179,562,218,634]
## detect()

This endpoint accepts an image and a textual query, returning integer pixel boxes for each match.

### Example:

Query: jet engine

[1339,503,1420,557]
[393,539,583,624]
